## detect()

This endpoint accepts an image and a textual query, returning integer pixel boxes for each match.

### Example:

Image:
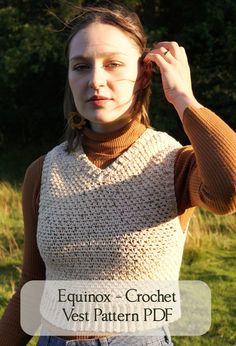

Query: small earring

[68,112,87,130]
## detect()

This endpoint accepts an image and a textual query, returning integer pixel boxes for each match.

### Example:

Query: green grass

[173,234,236,345]
[0,182,235,345]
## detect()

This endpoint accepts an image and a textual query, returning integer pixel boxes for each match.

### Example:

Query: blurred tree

[0,1,82,148]
[0,3,62,147]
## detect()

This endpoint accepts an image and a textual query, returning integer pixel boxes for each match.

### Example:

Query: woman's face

[68,22,143,133]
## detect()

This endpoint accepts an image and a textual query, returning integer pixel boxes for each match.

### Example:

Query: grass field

[0,181,235,345]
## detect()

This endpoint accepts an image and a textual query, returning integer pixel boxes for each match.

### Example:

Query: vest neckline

[73,127,152,177]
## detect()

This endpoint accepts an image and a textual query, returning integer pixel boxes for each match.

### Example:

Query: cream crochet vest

[37,128,187,281]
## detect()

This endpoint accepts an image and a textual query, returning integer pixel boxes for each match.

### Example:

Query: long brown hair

[63,3,152,152]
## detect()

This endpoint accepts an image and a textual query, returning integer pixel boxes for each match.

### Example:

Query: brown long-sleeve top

[0,106,236,345]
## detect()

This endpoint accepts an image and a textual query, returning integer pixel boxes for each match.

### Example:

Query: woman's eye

[72,62,123,71]
[106,62,122,69]
[73,64,89,71]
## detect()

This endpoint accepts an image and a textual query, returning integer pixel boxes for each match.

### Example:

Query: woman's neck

[81,113,147,169]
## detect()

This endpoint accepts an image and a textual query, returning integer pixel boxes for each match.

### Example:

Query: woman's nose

[88,66,107,90]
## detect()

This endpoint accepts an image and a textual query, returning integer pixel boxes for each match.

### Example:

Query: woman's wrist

[172,94,203,122]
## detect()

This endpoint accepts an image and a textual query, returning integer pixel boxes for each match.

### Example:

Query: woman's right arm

[0,156,45,345]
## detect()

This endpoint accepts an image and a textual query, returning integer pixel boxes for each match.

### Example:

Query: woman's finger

[158,47,177,64]
[144,46,179,72]
[154,41,182,60]
[143,51,169,72]
[179,46,189,65]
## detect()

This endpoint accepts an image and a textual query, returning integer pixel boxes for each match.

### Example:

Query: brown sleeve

[0,156,45,345]
[175,106,236,231]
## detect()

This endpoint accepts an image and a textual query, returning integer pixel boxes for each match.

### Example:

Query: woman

[0,3,235,346]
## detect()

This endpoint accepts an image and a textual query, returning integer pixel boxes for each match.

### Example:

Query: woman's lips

[90,99,111,106]
[87,96,112,106]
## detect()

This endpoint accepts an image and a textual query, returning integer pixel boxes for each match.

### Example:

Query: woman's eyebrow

[69,52,129,62]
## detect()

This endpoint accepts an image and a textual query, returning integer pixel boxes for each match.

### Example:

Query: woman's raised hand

[143,41,202,120]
